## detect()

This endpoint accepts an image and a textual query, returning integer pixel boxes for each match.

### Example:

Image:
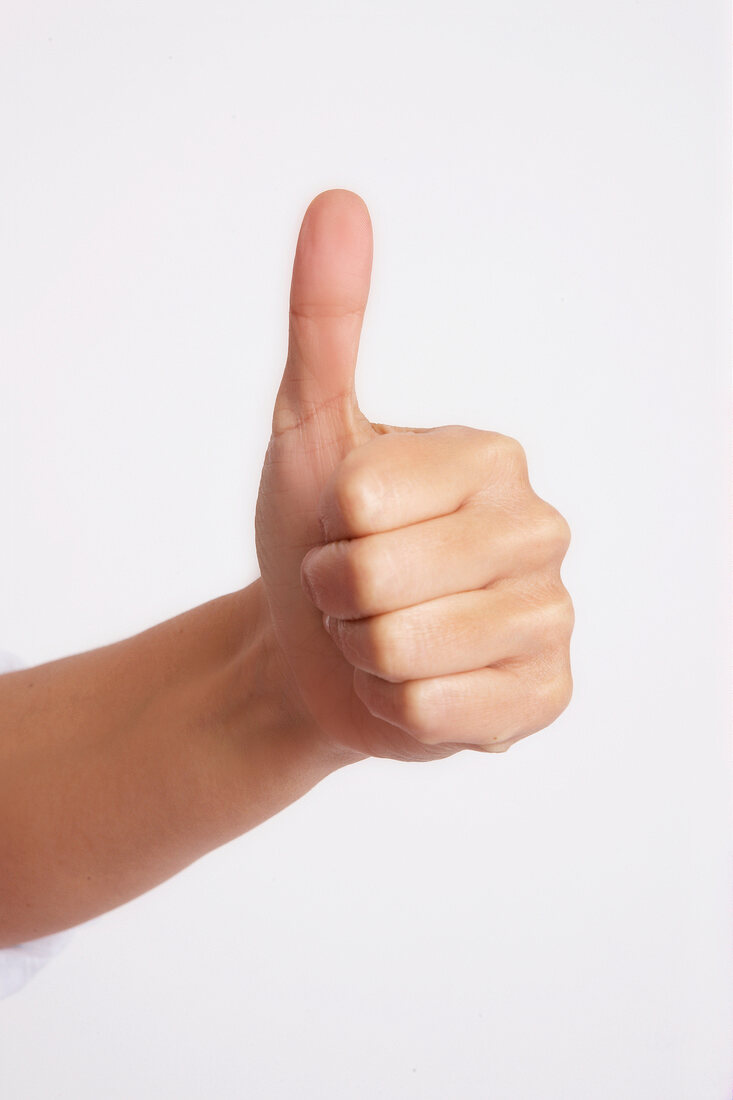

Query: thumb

[272,189,373,437]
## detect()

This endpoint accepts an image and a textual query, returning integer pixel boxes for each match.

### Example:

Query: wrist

[204,579,365,838]
[0,580,361,945]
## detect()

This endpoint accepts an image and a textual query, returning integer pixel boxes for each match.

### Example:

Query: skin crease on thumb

[369,423,435,434]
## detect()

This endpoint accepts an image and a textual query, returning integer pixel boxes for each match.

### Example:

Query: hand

[255,189,574,763]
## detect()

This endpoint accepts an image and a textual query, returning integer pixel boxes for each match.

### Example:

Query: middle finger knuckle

[343,537,385,616]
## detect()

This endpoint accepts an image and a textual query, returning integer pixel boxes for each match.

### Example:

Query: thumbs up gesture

[255,190,574,763]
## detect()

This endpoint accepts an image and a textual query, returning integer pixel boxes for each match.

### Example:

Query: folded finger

[324,585,570,682]
[317,424,529,541]
[302,498,565,620]
[352,658,572,750]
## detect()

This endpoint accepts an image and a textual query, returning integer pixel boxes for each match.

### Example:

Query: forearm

[0,578,352,947]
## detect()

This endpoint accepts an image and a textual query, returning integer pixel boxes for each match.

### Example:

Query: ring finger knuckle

[365,617,406,681]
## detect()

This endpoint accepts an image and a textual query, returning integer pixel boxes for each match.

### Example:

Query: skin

[0,189,573,948]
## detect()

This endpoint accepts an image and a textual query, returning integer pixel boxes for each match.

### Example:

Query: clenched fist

[255,190,574,763]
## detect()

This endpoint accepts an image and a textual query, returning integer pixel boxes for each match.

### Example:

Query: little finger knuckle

[400,678,448,744]
[537,671,573,726]
[377,677,427,740]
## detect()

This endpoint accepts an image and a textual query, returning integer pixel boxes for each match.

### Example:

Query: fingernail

[301,551,320,602]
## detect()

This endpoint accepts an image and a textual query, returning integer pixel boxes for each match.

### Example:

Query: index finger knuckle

[329,464,382,537]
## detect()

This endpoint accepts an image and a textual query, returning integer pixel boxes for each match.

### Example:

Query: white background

[1,2,731,1097]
